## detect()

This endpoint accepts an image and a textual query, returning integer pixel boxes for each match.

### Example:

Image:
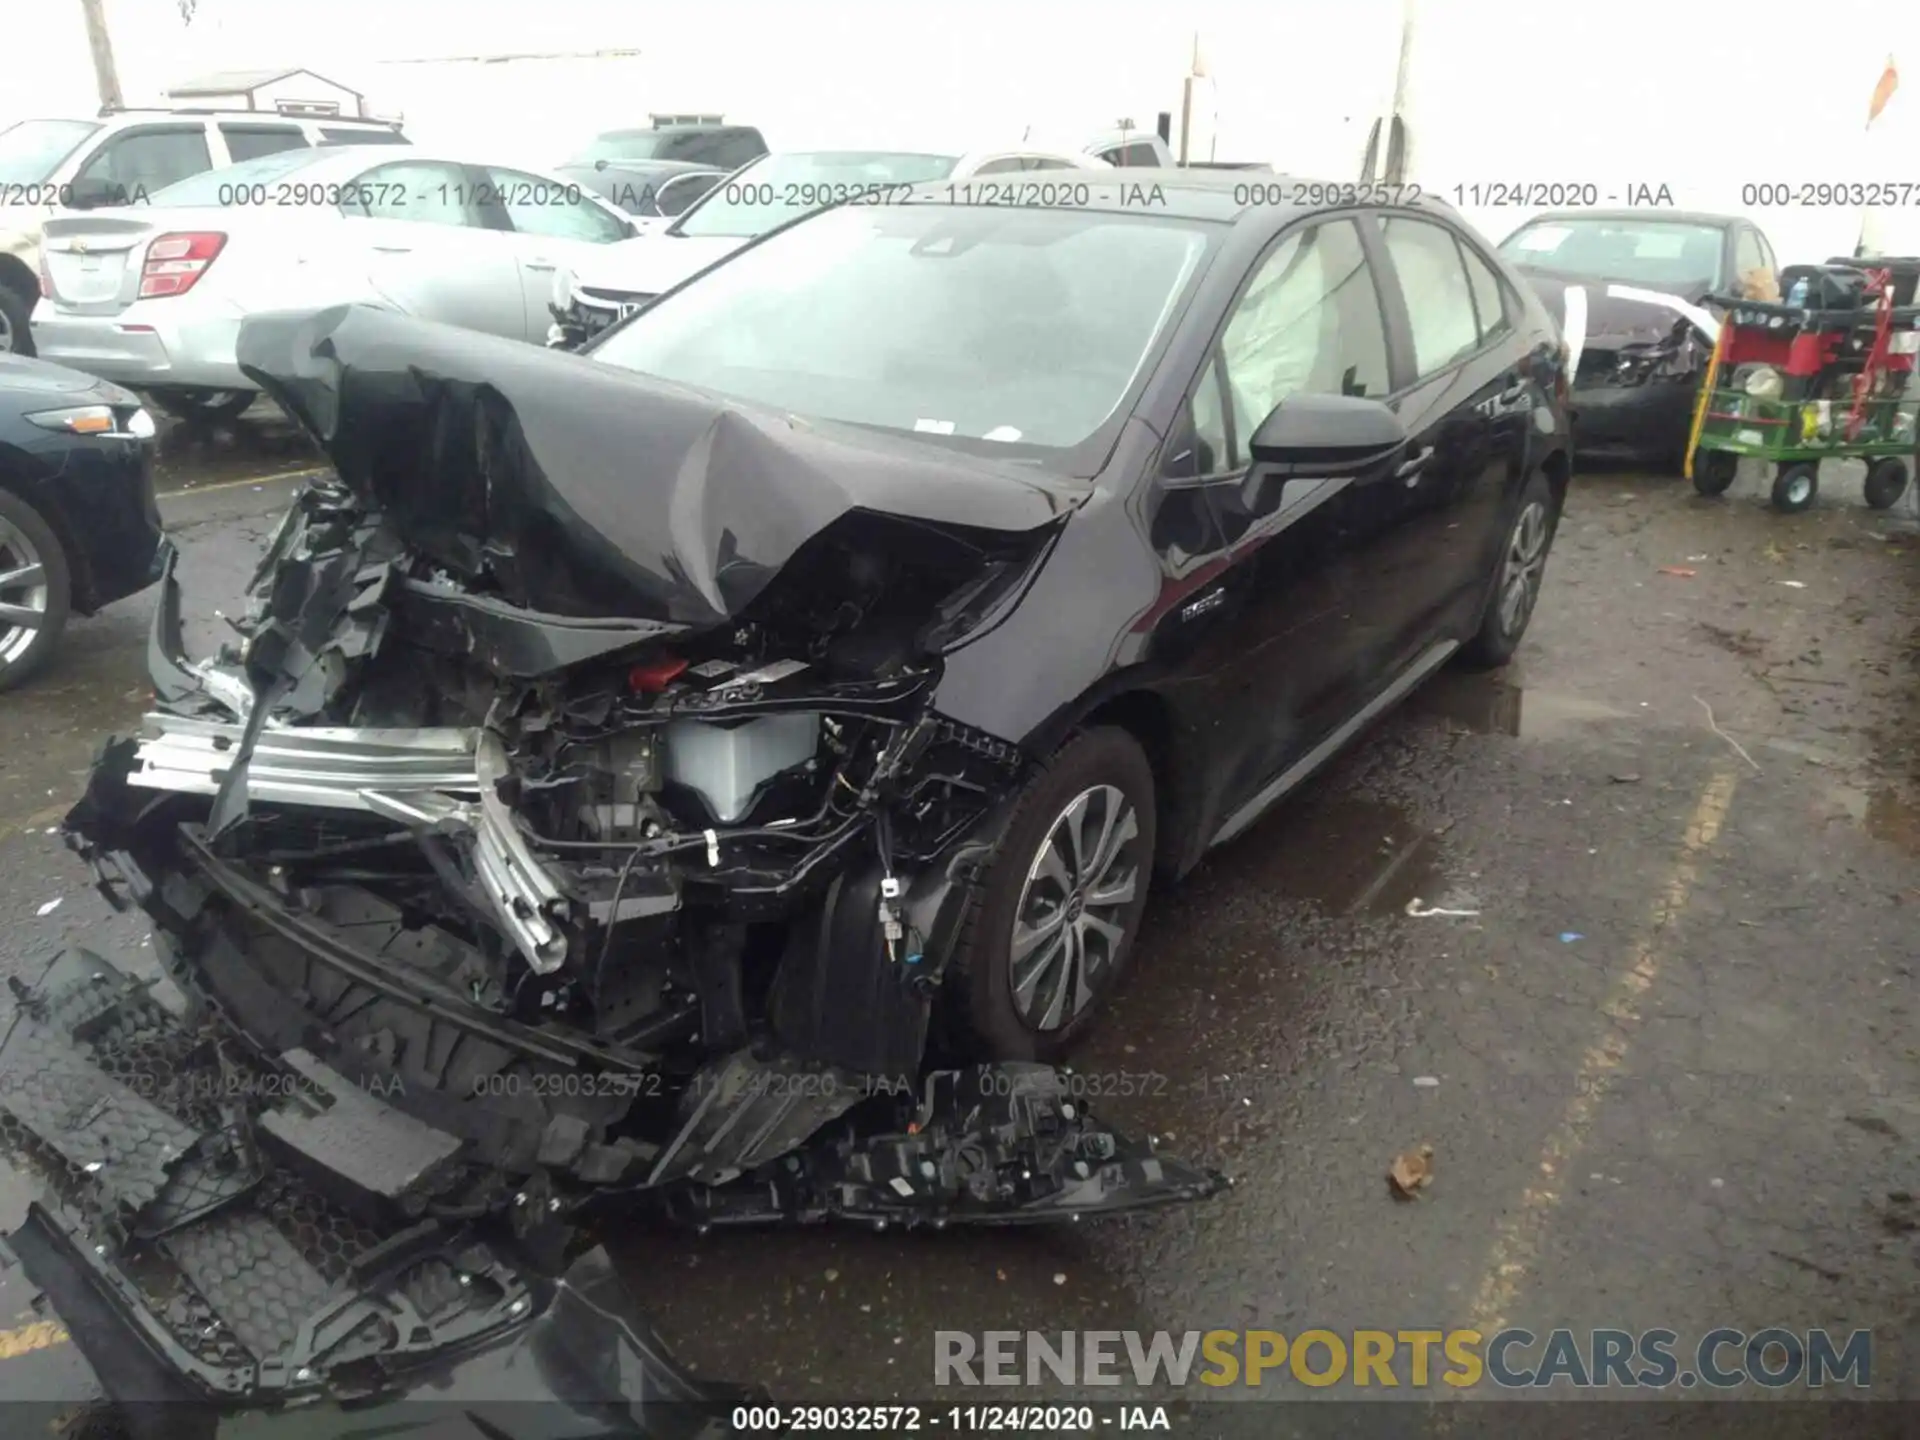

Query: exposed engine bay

[10,305,1223,1413]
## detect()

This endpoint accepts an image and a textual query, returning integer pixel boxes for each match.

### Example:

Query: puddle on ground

[1412,671,1634,739]
[1244,793,1444,918]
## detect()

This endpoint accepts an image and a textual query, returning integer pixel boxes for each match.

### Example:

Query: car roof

[1514,209,1737,228]
[892,169,1472,227]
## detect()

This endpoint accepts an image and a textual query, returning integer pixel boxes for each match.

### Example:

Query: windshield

[0,119,100,186]
[1498,219,1725,289]
[571,131,690,164]
[672,151,962,239]
[591,202,1213,465]
[147,147,339,205]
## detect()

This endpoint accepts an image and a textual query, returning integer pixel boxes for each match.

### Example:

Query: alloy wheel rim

[1785,474,1814,505]
[0,517,50,664]
[1009,783,1142,1031]
[1498,500,1549,637]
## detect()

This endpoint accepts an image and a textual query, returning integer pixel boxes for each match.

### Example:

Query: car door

[65,124,212,207]
[1165,215,1404,819]
[1368,212,1524,662]
[339,159,528,339]
[475,164,635,337]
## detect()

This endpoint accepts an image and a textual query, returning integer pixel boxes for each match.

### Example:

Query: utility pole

[79,0,125,111]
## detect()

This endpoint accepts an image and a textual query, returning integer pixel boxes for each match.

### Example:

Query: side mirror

[655,172,720,218]
[1247,393,1407,468]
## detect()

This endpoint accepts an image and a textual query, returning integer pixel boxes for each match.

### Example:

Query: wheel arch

[0,472,92,612]
[1064,686,1198,884]
[0,251,38,307]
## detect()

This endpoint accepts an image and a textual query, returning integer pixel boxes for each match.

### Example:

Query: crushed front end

[22,304,1224,1411]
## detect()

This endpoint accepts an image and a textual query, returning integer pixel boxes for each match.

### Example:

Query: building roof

[168,68,364,99]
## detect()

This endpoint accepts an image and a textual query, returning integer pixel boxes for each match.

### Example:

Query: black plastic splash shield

[233,304,1075,627]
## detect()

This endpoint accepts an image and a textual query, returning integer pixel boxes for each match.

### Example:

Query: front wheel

[947,727,1158,1062]
[0,487,72,692]
[147,388,255,424]
[1458,470,1558,671]
[1864,458,1910,510]
[1771,462,1819,514]
[1692,450,1739,497]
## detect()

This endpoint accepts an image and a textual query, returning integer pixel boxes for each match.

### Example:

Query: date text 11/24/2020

[1451,182,1675,208]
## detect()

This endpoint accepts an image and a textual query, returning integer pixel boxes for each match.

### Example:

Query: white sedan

[30,146,637,422]
[547,143,1113,348]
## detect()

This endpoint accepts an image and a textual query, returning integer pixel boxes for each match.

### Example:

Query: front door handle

[1396,445,1434,484]
[524,257,556,272]
[371,244,412,254]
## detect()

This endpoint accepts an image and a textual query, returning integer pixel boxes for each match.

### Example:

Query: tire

[147,388,255,424]
[0,283,35,358]
[1864,458,1909,510]
[947,726,1158,1063]
[1771,462,1819,514]
[0,488,72,692]
[1692,450,1739,497]
[1458,469,1559,671]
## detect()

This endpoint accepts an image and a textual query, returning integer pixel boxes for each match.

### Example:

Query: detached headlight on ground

[1742,365,1784,401]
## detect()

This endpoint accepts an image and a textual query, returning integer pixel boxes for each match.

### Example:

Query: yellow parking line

[160,465,324,499]
[1465,768,1740,1336]
[0,1320,69,1360]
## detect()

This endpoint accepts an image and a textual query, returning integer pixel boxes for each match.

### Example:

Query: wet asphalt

[0,411,1917,1423]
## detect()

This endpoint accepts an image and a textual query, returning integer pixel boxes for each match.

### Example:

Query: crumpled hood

[572,232,745,296]
[1514,264,1720,349]
[235,303,1074,627]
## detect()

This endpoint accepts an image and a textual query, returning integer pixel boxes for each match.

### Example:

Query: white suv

[0,109,408,354]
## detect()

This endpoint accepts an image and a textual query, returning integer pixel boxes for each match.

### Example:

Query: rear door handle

[1396,445,1434,483]
[523,257,556,272]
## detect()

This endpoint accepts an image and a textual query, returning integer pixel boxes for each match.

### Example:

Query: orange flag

[1870,56,1898,125]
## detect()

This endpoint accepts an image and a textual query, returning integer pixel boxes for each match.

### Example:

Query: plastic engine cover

[664,713,820,821]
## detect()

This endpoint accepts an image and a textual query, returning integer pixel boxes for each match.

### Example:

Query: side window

[1218,218,1392,461]
[1380,217,1484,377]
[1756,232,1777,273]
[319,127,408,146]
[1456,239,1511,342]
[1021,156,1074,170]
[73,126,212,198]
[1102,142,1164,168]
[970,157,1026,176]
[1162,359,1232,482]
[483,167,628,243]
[347,161,476,226]
[219,125,307,163]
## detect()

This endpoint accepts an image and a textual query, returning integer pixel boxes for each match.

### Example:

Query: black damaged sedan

[0,353,167,688]
[1496,209,1780,468]
[27,175,1569,1419]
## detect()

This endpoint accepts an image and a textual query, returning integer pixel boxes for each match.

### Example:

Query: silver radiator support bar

[127,713,574,973]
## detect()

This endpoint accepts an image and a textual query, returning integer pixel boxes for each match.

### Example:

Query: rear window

[147,147,340,205]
